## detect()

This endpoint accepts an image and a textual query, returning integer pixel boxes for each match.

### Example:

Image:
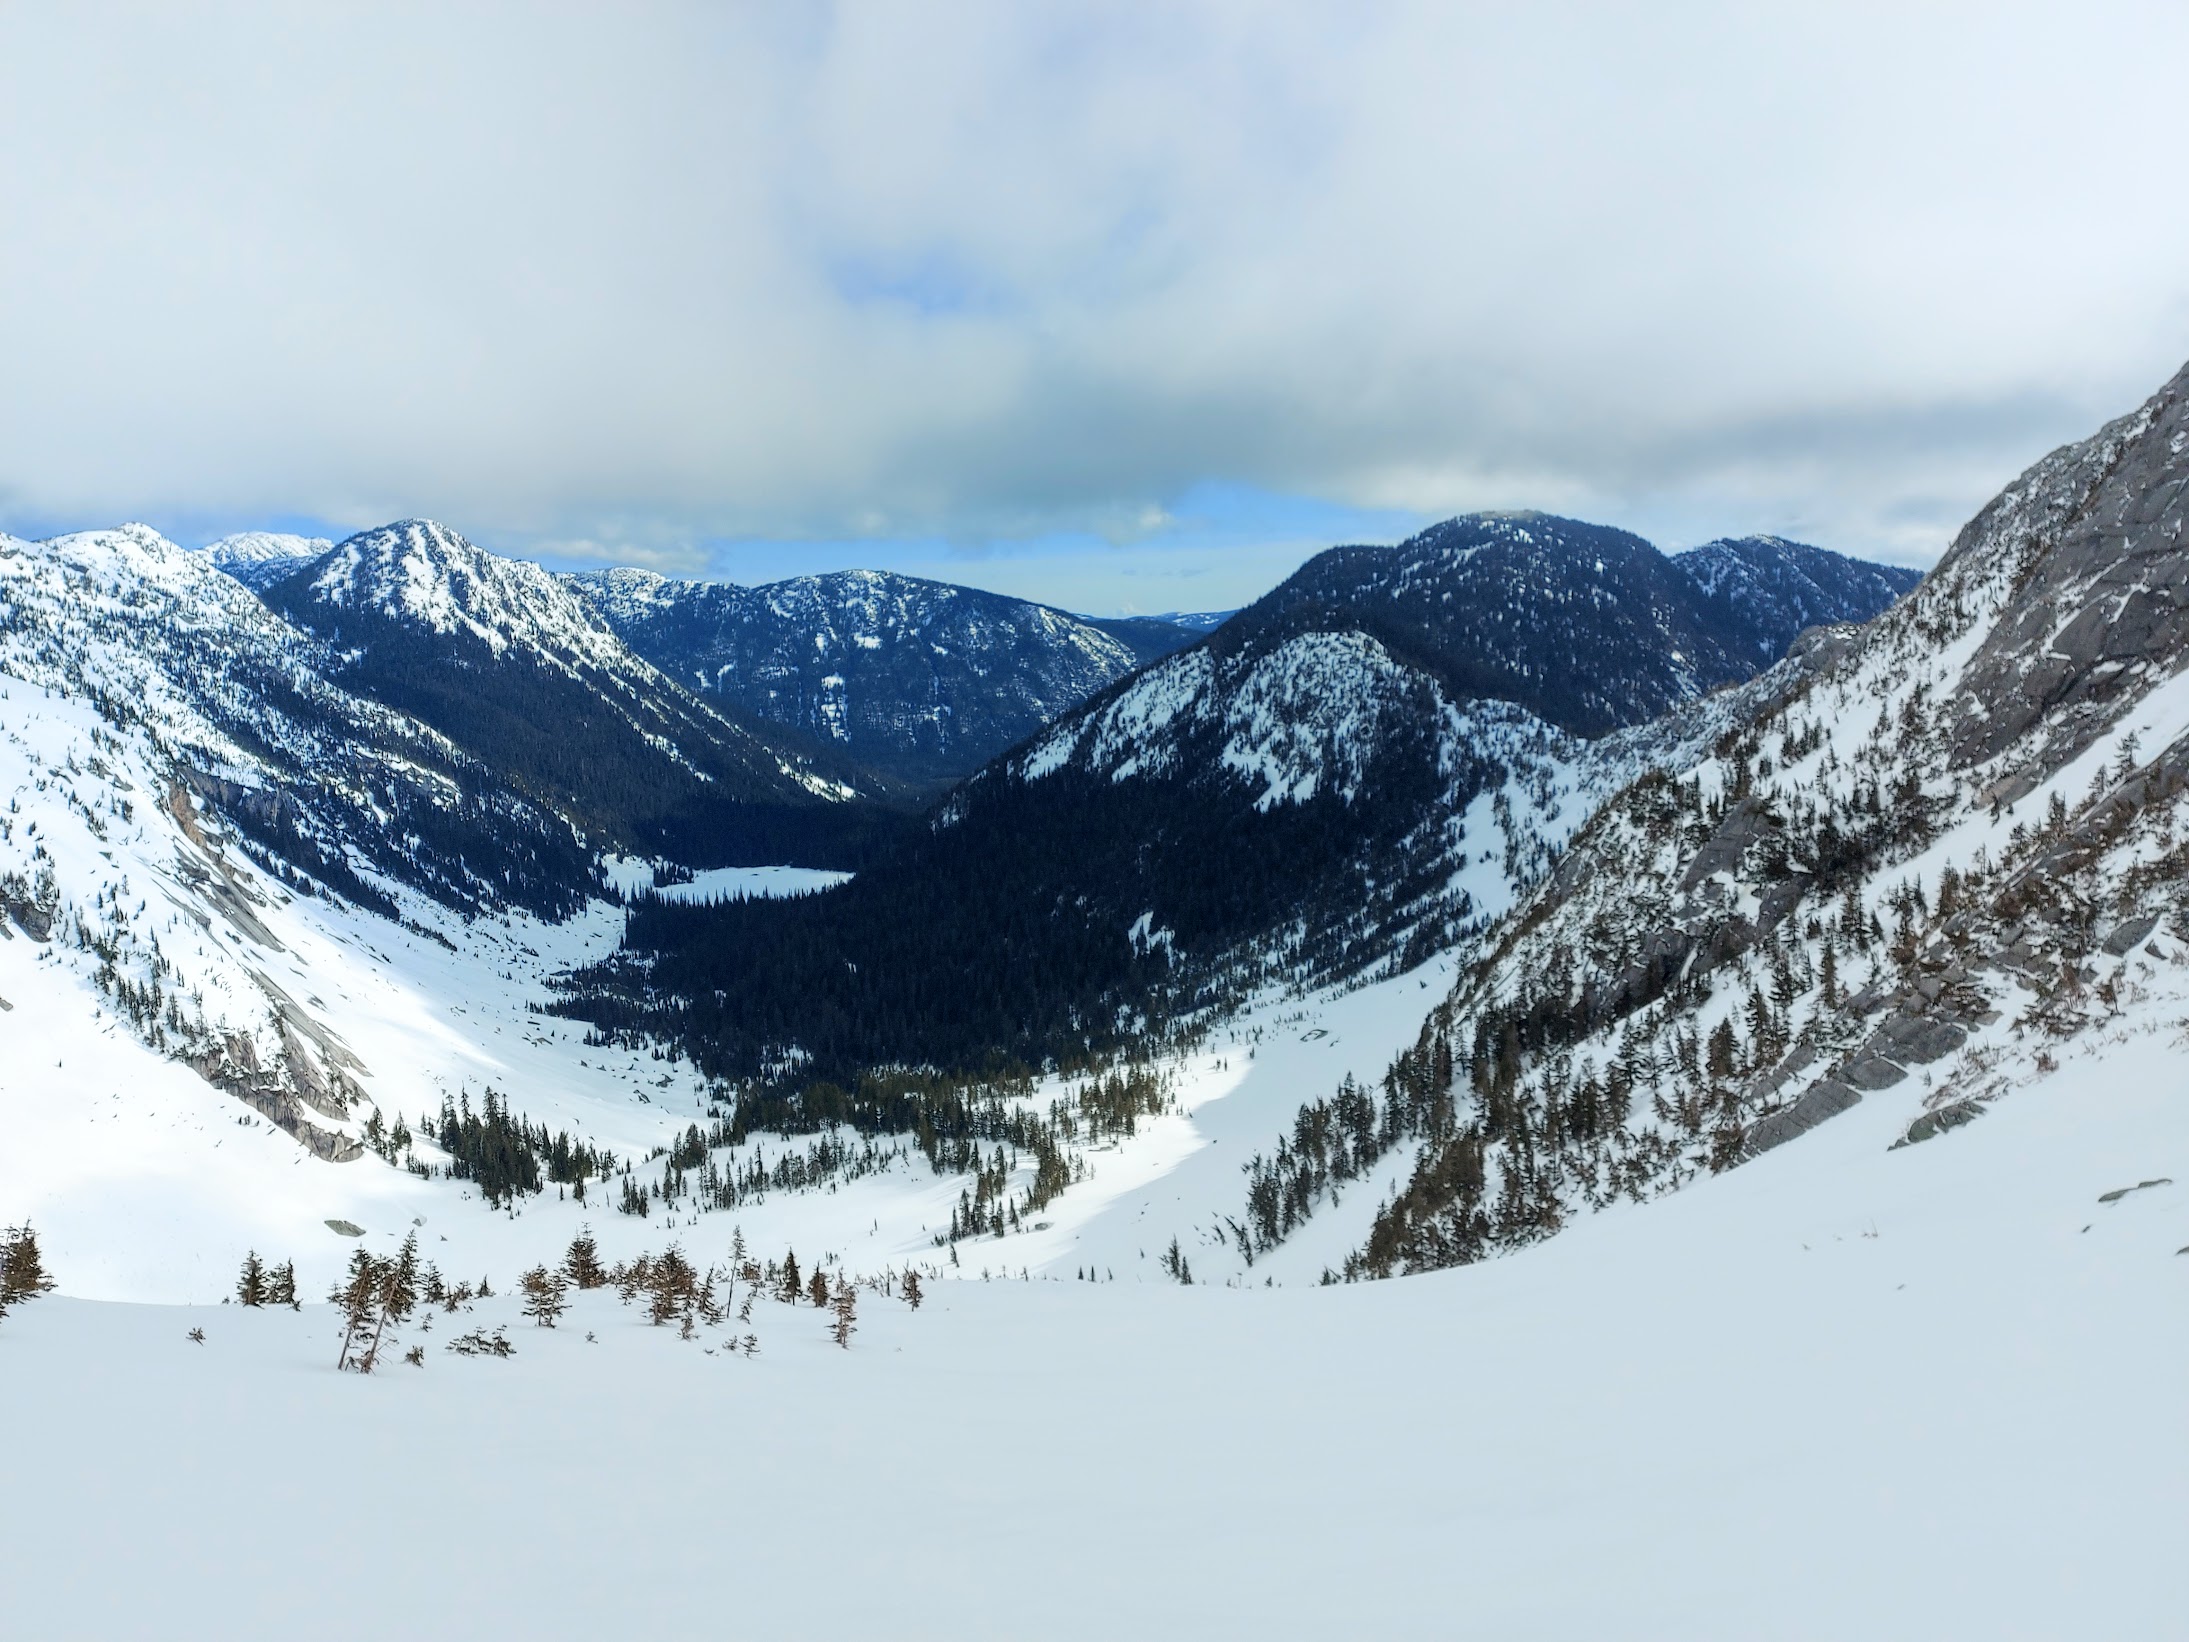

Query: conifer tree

[829,1275,856,1348]
[1705,1017,1739,1081]
[1160,1236,1192,1284]
[0,1222,55,1317]
[808,1267,830,1308]
[901,1270,923,1311]
[563,1226,607,1290]
[520,1265,568,1328]
[333,1251,385,1372]
[267,1260,299,1309]
[779,1250,802,1304]
[236,1251,267,1308]
[387,1233,421,1324]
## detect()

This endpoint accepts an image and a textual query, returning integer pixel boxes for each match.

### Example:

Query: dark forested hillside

[1240,514,1914,736]
[562,512,1918,1095]
[1676,535,1922,665]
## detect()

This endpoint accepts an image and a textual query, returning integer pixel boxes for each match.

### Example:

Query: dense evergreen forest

[561,722,1485,1089]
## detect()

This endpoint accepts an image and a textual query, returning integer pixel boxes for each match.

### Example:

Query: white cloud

[3,1,2186,589]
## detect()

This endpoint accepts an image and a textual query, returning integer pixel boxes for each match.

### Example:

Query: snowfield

[1,985,2180,1640]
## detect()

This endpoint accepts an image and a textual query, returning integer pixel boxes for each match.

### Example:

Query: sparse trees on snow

[332,1233,423,1372]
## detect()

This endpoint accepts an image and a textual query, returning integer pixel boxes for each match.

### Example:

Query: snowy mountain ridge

[567,516,1889,1099]
[972,517,1904,992]
[572,564,1198,785]
[1674,533,1921,664]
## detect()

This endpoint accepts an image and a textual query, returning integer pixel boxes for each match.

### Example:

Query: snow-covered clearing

[3,988,2180,1640]
[599,853,850,903]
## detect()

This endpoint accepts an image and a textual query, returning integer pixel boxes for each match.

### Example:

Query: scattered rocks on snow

[2095,1179,2172,1204]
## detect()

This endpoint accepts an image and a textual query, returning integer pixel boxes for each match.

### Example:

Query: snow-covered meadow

[2,977,2180,1640]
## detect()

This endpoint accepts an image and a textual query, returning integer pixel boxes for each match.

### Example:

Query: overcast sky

[4,3,2187,613]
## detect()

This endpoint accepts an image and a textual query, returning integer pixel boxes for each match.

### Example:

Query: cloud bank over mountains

[3,2,2187,604]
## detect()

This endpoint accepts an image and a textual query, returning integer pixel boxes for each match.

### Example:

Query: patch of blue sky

[826,249,1005,318]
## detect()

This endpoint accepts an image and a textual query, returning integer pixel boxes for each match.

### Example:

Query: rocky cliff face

[1281,358,2189,1280]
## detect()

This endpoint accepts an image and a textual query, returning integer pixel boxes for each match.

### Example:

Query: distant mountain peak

[307,519,627,669]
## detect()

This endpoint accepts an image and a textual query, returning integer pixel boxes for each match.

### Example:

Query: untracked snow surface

[2,993,2181,1640]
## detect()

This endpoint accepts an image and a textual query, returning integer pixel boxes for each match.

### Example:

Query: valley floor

[4,1005,2180,1640]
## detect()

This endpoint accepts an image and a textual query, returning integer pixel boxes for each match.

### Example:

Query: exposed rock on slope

[1301,358,2189,1279]
[0,524,609,1155]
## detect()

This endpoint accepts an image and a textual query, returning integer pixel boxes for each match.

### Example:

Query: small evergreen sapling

[829,1275,856,1349]
[1161,1237,1192,1285]
[520,1265,568,1327]
[901,1270,923,1311]
[563,1226,607,1290]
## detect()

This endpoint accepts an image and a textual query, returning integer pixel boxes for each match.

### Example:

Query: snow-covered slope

[2,956,2178,1640]
[0,523,646,1156]
[1240,355,2189,1281]
[196,530,332,589]
[303,520,639,672]
[573,565,1198,785]
[1006,624,1700,968]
